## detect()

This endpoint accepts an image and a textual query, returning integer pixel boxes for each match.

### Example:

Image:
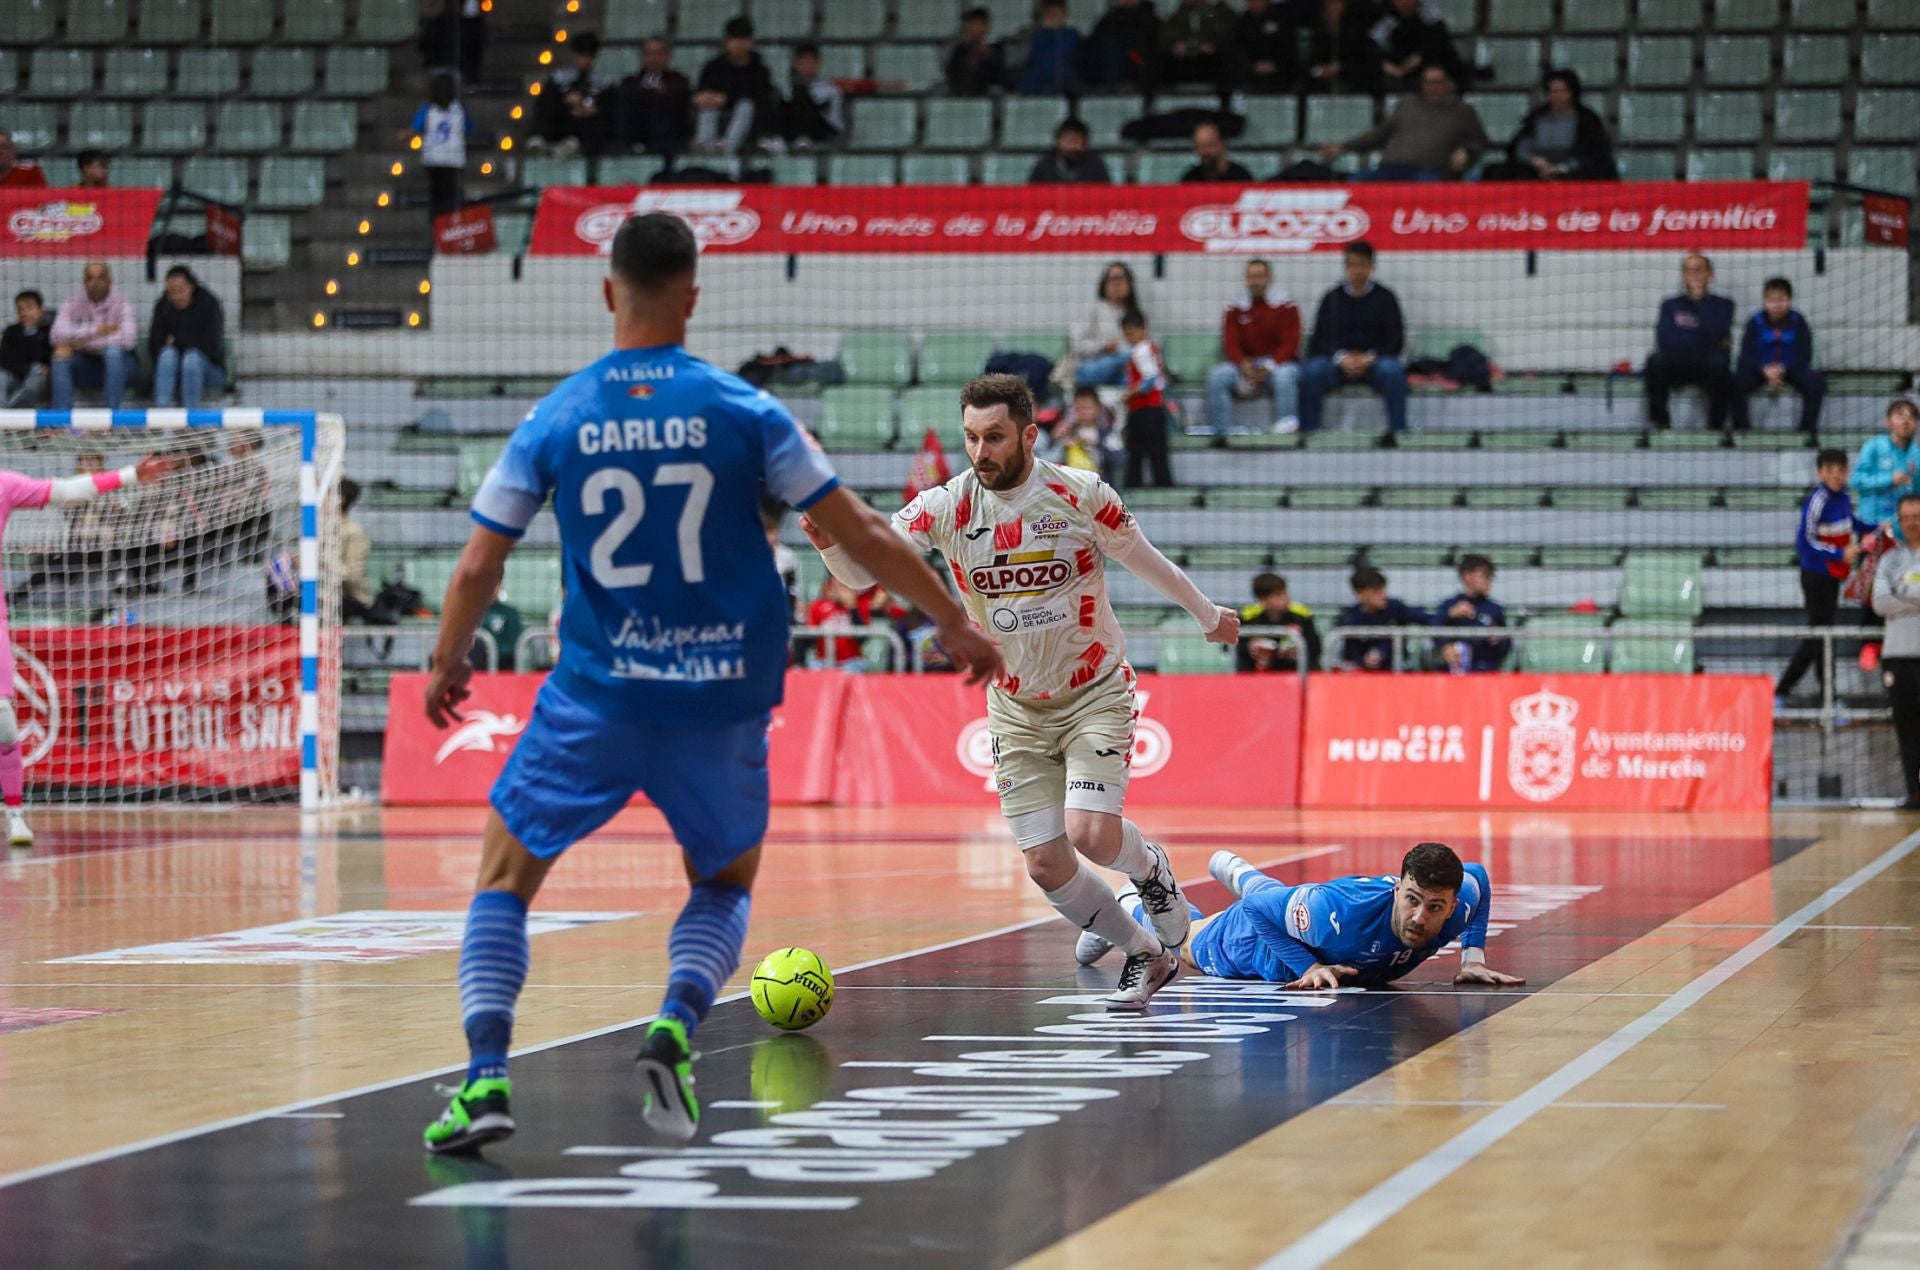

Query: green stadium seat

[1861,34,1920,83]
[1179,545,1269,568]
[1553,487,1632,509]
[753,0,815,40]
[1692,91,1764,143]
[67,0,132,43]
[900,154,970,185]
[324,48,389,97]
[1366,546,1453,567]
[250,49,316,98]
[1411,324,1486,362]
[1767,148,1835,182]
[1868,0,1920,26]
[766,155,819,185]
[897,384,959,432]
[1134,152,1194,184]
[69,103,134,152]
[210,0,274,43]
[0,51,15,95]
[1076,98,1138,151]
[13,0,56,43]
[241,213,291,270]
[1463,487,1545,508]
[1773,90,1842,143]
[917,332,998,384]
[181,156,249,205]
[215,102,281,154]
[1303,95,1375,142]
[1237,96,1299,147]
[819,44,866,79]
[142,103,207,153]
[1376,488,1462,510]
[356,0,420,41]
[820,0,885,38]
[872,44,942,90]
[602,0,664,39]
[493,211,532,253]
[1549,37,1620,88]
[1474,37,1542,87]
[1856,90,1920,143]
[1286,486,1371,509]
[1159,331,1217,384]
[839,331,913,386]
[849,98,916,150]
[1637,0,1700,29]
[827,154,896,184]
[290,101,357,153]
[1487,0,1552,32]
[1473,94,1530,140]
[1616,148,1679,180]
[1537,546,1622,567]
[1628,36,1694,87]
[408,555,459,611]
[255,156,326,208]
[522,155,588,186]
[999,330,1062,358]
[103,48,169,97]
[281,0,344,42]
[1205,488,1282,509]
[594,45,640,79]
[110,156,174,188]
[502,554,565,621]
[1781,34,1848,85]
[895,0,959,40]
[1002,98,1069,149]
[1156,625,1234,674]
[32,48,96,98]
[1617,93,1686,144]
[1702,35,1772,85]
[923,98,993,150]
[1398,431,1478,450]
[597,155,664,184]
[1720,487,1801,510]
[1848,149,1917,197]
[1620,552,1704,619]
[1716,545,1793,567]
[455,441,504,497]
[139,0,201,42]
[1634,487,1714,509]
[981,153,1036,184]
[1277,545,1357,568]
[1686,149,1758,180]
[1563,0,1629,30]
[818,386,897,448]
[1713,0,1780,30]
[1610,619,1695,673]
[176,48,241,97]
[1519,614,1605,673]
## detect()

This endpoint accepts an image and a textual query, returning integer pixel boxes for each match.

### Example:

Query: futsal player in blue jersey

[419,213,1002,1153]
[1077,841,1525,989]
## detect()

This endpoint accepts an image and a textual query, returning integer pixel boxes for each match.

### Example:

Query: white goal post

[0,408,344,810]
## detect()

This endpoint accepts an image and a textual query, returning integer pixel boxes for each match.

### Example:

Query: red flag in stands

[903,426,951,503]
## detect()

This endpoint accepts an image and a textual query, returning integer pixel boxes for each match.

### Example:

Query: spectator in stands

[0,130,47,188]
[402,74,473,217]
[1204,258,1302,437]
[1778,450,1861,702]
[419,0,487,90]
[946,7,1007,96]
[1159,0,1235,91]
[1181,121,1253,182]
[1643,252,1735,432]
[49,262,134,411]
[1236,0,1298,94]
[1298,241,1409,434]
[1339,566,1427,670]
[148,265,226,409]
[1852,398,1920,532]
[1434,554,1510,671]
[1871,492,1920,810]
[532,31,613,157]
[760,497,800,622]
[1029,118,1112,184]
[75,150,110,189]
[1319,65,1486,181]
[780,44,846,150]
[1306,0,1377,94]
[1070,261,1140,386]
[1733,276,1825,435]
[337,478,374,622]
[1,289,51,408]
[1018,0,1085,96]
[1120,310,1175,488]
[1482,70,1617,182]
[694,18,779,156]
[1040,386,1123,482]
[1236,572,1322,672]
[1369,0,1467,91]
[619,37,692,158]
[1085,0,1160,91]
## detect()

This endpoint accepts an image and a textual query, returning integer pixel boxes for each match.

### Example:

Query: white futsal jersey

[893,460,1137,702]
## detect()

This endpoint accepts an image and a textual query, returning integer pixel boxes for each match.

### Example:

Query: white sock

[1046,863,1160,958]
[1106,819,1158,882]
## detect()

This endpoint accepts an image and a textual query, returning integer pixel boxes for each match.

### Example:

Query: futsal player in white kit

[802,373,1239,1009]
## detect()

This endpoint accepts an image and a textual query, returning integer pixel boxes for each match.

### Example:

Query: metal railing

[513,624,910,673]
[345,623,499,673]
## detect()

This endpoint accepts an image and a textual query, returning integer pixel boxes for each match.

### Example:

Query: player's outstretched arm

[1109,529,1240,645]
[424,525,515,728]
[802,487,1003,687]
[44,454,175,505]
[1452,861,1525,986]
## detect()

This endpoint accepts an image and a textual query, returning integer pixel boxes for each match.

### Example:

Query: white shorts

[988,669,1135,837]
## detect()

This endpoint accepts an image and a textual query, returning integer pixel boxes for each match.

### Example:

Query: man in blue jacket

[1298,241,1409,434]
[1644,252,1735,432]
[1852,398,1920,532]
[1733,277,1825,434]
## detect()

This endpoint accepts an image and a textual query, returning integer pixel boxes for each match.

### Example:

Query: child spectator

[1433,554,1510,672]
[532,31,613,156]
[1338,566,1427,670]
[1120,310,1174,488]
[1779,449,1862,701]
[1,289,51,408]
[1236,572,1322,672]
[945,7,1006,95]
[1734,277,1825,434]
[402,73,473,217]
[1018,0,1083,95]
[1041,386,1123,483]
[75,149,111,188]
[779,44,846,150]
[1644,252,1735,432]
[693,17,779,156]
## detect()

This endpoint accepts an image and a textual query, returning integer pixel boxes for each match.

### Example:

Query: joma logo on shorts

[970,559,1073,596]
[1067,779,1107,793]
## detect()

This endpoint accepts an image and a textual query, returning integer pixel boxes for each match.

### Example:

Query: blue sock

[458,889,529,1084]
[660,880,752,1035]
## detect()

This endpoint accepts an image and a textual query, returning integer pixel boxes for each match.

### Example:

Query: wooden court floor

[1,804,1918,1267]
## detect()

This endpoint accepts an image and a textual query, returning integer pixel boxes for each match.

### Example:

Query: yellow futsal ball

[750,947,835,1031]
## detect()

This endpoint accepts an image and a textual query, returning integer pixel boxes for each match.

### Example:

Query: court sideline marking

[1258,826,1920,1270]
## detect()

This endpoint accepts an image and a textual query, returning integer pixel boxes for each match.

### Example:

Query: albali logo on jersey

[1179,190,1369,254]
[574,190,761,253]
[956,689,1171,791]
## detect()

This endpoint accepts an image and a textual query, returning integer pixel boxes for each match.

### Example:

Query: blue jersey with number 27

[470,342,840,724]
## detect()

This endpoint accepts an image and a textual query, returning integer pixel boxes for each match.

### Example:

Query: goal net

[0,412,343,808]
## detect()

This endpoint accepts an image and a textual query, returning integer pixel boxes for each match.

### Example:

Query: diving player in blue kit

[1076,841,1526,990]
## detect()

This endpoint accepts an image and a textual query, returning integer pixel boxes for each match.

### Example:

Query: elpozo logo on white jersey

[1179,190,1369,254]
[575,191,761,253]
[435,711,527,765]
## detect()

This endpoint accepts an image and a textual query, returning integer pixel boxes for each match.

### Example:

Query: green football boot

[635,1018,699,1141]
[423,1076,515,1154]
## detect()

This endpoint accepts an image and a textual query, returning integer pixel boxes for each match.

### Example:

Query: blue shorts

[490,682,771,878]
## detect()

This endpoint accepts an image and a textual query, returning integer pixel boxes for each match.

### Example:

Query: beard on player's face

[971,432,1033,492]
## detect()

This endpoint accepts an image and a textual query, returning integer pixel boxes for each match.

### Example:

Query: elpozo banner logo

[8,200,105,245]
[575,191,760,253]
[1179,190,1369,254]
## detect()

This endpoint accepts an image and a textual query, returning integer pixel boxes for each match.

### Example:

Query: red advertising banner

[11,627,299,790]
[1299,674,1772,811]
[1863,194,1910,249]
[529,182,1808,256]
[434,203,498,255]
[1,188,163,257]
[205,204,241,257]
[380,670,850,805]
